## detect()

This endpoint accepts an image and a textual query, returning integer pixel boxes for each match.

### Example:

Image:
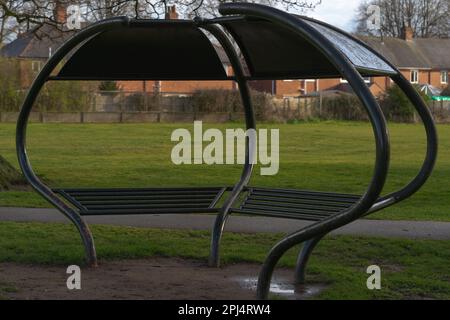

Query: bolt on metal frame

[16,3,437,299]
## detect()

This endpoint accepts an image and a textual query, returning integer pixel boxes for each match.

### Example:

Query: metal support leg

[209,210,229,267]
[72,213,97,267]
[294,236,323,284]
[15,18,127,268]
[201,24,255,268]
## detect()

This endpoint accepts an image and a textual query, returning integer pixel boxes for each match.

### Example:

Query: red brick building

[1,4,449,97]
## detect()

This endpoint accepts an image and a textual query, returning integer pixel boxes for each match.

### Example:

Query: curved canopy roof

[54,13,396,81]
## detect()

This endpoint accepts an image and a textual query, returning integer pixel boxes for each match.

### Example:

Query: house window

[340,77,371,84]
[441,71,448,84]
[32,61,43,73]
[410,70,419,83]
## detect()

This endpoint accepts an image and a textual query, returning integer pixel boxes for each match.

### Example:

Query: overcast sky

[306,0,363,32]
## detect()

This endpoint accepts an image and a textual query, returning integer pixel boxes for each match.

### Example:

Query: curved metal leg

[71,212,98,267]
[294,235,323,284]
[202,24,255,268]
[209,210,229,267]
[14,18,127,268]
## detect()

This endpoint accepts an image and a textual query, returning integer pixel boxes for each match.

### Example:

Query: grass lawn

[0,121,449,221]
[0,221,449,299]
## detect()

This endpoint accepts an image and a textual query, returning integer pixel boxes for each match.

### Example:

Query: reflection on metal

[16,3,437,299]
[295,235,324,284]
[304,20,395,74]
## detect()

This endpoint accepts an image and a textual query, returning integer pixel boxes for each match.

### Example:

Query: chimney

[53,1,67,24]
[401,26,414,41]
[165,5,178,20]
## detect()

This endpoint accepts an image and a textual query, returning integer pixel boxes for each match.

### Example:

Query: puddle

[236,277,327,300]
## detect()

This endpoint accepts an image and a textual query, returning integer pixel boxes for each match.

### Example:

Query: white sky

[306,0,363,32]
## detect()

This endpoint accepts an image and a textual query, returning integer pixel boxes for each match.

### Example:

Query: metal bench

[16,3,437,299]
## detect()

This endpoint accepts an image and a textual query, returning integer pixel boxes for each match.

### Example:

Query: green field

[0,121,449,221]
[0,221,449,299]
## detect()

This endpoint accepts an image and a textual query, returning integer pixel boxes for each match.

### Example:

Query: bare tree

[0,1,24,43]
[0,0,322,43]
[355,0,449,38]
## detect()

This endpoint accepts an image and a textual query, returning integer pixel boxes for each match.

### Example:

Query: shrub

[99,81,121,92]
[122,92,163,111]
[0,58,24,111]
[379,84,428,122]
[34,81,96,112]
[441,85,450,96]
[319,92,366,120]
[190,89,241,113]
[251,90,276,121]
[188,89,274,121]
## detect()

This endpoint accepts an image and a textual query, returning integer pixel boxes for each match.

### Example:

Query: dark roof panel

[222,19,340,78]
[58,21,229,80]
[5,16,402,80]
[221,17,395,79]
[3,12,450,80]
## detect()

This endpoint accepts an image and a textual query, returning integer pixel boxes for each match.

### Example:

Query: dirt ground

[0,257,323,300]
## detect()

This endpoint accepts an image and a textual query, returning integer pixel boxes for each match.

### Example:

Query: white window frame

[410,70,419,84]
[340,77,371,84]
[441,71,448,84]
[32,60,42,73]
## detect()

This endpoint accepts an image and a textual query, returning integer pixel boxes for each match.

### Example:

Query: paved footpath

[0,207,449,240]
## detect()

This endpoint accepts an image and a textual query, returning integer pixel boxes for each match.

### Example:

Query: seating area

[234,187,360,221]
[55,186,360,221]
[54,187,227,215]
[16,3,437,299]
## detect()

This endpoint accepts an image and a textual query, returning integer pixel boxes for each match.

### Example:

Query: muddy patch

[0,257,327,300]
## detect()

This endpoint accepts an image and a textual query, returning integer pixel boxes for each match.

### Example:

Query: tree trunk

[0,155,26,191]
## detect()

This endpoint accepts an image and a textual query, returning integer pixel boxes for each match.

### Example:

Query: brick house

[1,4,448,97]
[0,2,76,88]
[253,27,450,97]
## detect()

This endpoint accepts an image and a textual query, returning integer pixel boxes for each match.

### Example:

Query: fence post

[319,93,323,118]
[193,101,197,121]
[144,91,149,112]
[121,91,125,112]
